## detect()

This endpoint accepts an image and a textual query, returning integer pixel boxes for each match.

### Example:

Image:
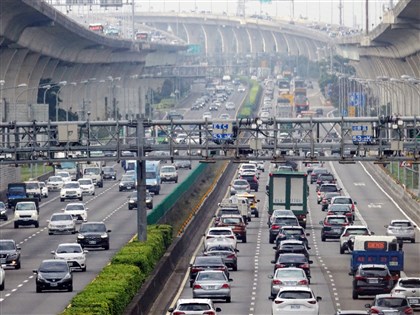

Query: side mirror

[371,232,375,235]
[384,225,388,228]
[215,308,222,312]
[51,251,55,254]
[32,269,38,274]
[168,308,174,313]
[229,278,233,282]
[107,230,112,233]
[319,221,323,225]
[273,246,277,250]
[348,272,354,276]
[364,304,371,308]
[354,201,357,205]
[268,275,273,279]
[306,233,310,236]
[271,260,275,264]
[308,260,313,264]
[268,296,274,300]
[316,296,322,302]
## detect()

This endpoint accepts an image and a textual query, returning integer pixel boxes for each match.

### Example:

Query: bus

[88,23,104,33]
[146,161,161,195]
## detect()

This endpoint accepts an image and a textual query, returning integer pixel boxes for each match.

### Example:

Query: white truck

[14,200,39,228]
[80,162,103,187]
[219,197,251,223]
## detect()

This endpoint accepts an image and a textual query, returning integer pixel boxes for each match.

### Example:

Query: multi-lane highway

[0,163,197,315]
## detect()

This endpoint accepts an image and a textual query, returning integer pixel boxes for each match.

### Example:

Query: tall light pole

[401,75,420,116]
[67,82,77,121]
[55,81,67,121]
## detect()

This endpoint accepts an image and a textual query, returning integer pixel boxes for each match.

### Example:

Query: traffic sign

[212,133,232,140]
[212,122,232,134]
[352,135,372,143]
[213,123,230,130]
[352,125,369,132]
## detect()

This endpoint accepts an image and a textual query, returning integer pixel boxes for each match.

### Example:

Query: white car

[78,178,95,196]
[24,181,42,200]
[168,298,221,315]
[205,227,237,249]
[46,176,65,191]
[269,267,309,299]
[249,160,265,172]
[60,181,83,202]
[202,112,212,120]
[56,171,72,183]
[51,243,87,272]
[225,102,235,110]
[271,286,322,315]
[391,277,420,309]
[160,165,178,183]
[39,182,48,198]
[63,202,88,222]
[0,264,5,291]
[47,213,76,235]
[339,225,373,254]
[238,163,258,177]
[385,219,416,243]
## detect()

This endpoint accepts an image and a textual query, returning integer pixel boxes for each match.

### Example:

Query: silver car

[269,267,309,299]
[51,243,87,272]
[230,179,250,195]
[47,213,76,235]
[391,277,420,309]
[385,220,416,243]
[192,270,232,302]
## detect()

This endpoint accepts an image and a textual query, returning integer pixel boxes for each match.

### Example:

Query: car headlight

[101,233,108,239]
[77,234,85,239]
[129,200,135,204]
[63,273,72,280]
[37,273,47,282]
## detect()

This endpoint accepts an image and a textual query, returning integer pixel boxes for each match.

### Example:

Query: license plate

[89,241,97,245]
[409,298,419,304]
[50,283,58,287]
[368,278,379,284]
[291,305,301,309]
[389,261,398,266]
[333,228,341,233]
[127,186,132,189]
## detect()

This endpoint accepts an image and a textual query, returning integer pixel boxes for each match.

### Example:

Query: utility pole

[136,116,147,242]
[236,0,245,17]
[338,0,343,26]
[365,0,369,35]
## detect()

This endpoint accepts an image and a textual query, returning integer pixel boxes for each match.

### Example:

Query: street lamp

[66,82,77,121]
[55,81,67,121]
[400,75,420,115]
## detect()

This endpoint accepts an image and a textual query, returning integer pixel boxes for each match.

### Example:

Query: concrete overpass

[0,0,184,124]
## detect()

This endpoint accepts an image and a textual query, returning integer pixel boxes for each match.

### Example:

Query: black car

[0,239,21,269]
[310,167,329,184]
[33,259,73,293]
[275,226,310,248]
[269,215,299,244]
[102,166,117,180]
[189,256,229,287]
[77,222,111,250]
[316,173,336,187]
[351,264,394,299]
[320,215,349,241]
[240,173,259,192]
[127,191,153,210]
[273,239,311,261]
[119,175,136,191]
[271,253,313,279]
[0,201,7,220]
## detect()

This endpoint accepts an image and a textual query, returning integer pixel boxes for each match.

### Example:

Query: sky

[59,0,399,31]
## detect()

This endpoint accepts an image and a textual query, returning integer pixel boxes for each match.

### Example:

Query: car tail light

[370,308,381,314]
[324,221,331,226]
[227,235,235,239]
[384,275,392,281]
[403,307,414,314]
[193,284,202,289]
[298,279,308,285]
[221,283,230,289]
[271,225,280,229]
[274,300,284,304]
[354,276,366,281]
[173,312,186,315]
[327,211,333,215]
[191,267,203,273]
[227,254,236,259]
[276,264,286,269]
[393,289,406,293]
[308,300,317,304]
[272,279,283,285]
[299,263,309,269]
[343,233,349,237]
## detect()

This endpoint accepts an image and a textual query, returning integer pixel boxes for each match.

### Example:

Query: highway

[0,164,197,315]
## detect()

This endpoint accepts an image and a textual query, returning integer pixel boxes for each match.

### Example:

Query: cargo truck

[267,171,309,228]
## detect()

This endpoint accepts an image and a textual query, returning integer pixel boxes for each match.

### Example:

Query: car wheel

[226,297,231,303]
[48,231,53,235]
[352,290,358,299]
[104,244,110,250]
[34,221,39,228]
[269,236,274,244]
[60,198,64,202]
[0,279,4,291]
[79,196,83,201]
[189,281,193,288]
[321,236,326,242]
[255,212,259,218]
[82,266,87,272]
[36,286,42,293]
[242,236,247,243]
[68,285,73,292]
[155,191,159,195]
[233,265,238,271]
[411,238,415,243]
[14,222,19,229]
[340,246,345,254]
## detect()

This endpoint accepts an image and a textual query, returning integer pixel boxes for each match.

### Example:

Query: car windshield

[330,205,351,211]
[51,214,73,221]
[49,176,63,182]
[195,256,223,265]
[275,218,298,226]
[0,241,15,250]
[319,175,334,181]
[146,172,156,179]
[333,198,352,204]
[279,255,307,263]
[347,228,369,235]
[208,230,232,236]
[57,245,82,254]
[161,167,175,172]
[234,180,248,186]
[0,202,5,209]
[197,272,227,281]
[327,217,347,224]
[360,267,389,277]
[39,261,68,273]
[284,229,303,236]
[321,185,338,192]
[66,204,84,211]
[275,269,305,278]
[63,183,79,189]
[78,180,92,185]
[15,203,36,210]
[80,224,106,233]
[103,167,114,172]
[178,304,211,311]
[57,172,70,178]
[313,168,328,174]
[278,291,312,299]
[122,175,134,182]
[399,279,420,288]
[376,297,408,307]
[221,218,242,224]
[391,221,411,227]
[26,183,38,189]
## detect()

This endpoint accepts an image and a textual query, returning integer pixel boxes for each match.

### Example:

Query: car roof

[390,219,411,223]
[374,293,407,299]
[278,286,313,292]
[56,243,82,247]
[344,225,368,230]
[176,298,213,305]
[358,264,389,269]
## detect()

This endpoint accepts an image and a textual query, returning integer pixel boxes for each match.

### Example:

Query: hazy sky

[62,0,399,30]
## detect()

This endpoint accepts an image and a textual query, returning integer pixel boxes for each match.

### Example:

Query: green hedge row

[61,225,173,315]
[238,80,262,118]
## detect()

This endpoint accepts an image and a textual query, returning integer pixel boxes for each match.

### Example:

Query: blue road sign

[352,125,369,131]
[352,135,372,143]
[213,123,230,130]
[212,133,232,140]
